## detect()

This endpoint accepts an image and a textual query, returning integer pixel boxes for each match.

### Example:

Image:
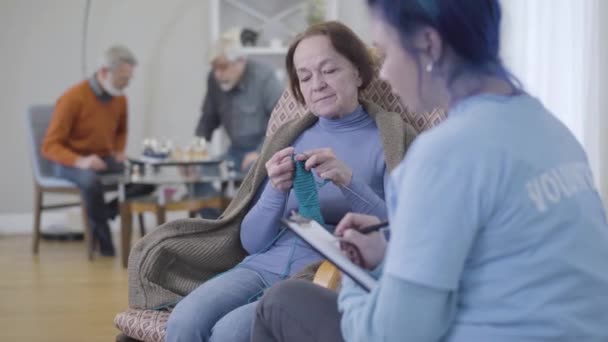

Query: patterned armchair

[114,57,446,342]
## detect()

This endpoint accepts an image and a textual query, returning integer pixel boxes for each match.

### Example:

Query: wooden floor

[0,234,128,342]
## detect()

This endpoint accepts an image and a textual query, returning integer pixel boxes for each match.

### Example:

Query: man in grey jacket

[194,30,282,218]
[196,31,283,172]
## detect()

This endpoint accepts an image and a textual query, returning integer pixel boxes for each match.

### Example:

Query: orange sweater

[42,80,128,166]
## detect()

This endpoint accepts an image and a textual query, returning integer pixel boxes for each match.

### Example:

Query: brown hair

[286,21,374,105]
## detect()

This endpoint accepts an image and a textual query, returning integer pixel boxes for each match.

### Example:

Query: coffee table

[118,158,241,268]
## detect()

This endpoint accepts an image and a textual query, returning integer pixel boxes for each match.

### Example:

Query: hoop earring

[425,62,433,73]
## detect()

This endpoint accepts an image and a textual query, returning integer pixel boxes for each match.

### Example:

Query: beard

[100,75,124,96]
[218,80,237,92]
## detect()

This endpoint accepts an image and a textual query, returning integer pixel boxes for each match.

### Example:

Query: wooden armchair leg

[32,187,42,254]
[116,333,142,342]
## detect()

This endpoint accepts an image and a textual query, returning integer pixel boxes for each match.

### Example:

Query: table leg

[156,206,166,226]
[138,214,146,237]
[221,197,232,211]
[120,202,132,269]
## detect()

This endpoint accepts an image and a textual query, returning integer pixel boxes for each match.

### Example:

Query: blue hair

[368,0,519,88]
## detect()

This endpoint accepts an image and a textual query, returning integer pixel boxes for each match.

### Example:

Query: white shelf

[209,0,339,43]
[241,46,288,55]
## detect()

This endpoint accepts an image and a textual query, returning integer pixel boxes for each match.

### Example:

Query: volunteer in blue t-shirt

[251,0,608,341]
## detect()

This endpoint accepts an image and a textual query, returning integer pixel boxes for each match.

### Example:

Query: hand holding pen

[334,213,389,270]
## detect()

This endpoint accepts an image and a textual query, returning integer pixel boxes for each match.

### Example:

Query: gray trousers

[251,279,345,342]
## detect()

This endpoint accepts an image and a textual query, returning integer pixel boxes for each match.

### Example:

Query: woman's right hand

[265,146,295,192]
[75,155,107,171]
[335,213,388,270]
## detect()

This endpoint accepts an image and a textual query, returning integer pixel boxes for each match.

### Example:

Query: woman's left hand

[296,148,353,186]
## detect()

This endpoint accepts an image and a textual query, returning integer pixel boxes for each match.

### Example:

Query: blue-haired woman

[252,0,608,341]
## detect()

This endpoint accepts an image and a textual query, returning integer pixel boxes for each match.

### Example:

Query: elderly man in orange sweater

[42,45,142,256]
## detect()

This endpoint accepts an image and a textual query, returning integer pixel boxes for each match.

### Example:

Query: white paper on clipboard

[281,218,377,292]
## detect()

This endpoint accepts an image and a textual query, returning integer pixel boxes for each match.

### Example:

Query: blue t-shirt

[384,94,608,340]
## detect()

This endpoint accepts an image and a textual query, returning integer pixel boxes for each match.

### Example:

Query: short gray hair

[100,44,137,70]
[209,28,246,63]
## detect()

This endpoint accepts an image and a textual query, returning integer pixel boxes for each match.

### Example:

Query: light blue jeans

[165,266,283,342]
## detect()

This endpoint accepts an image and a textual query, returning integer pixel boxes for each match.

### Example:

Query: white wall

[0,0,370,216]
[599,1,608,199]
[0,0,209,214]
[1,0,86,213]
[337,0,372,42]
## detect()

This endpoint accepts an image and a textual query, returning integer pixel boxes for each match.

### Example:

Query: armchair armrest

[313,260,342,290]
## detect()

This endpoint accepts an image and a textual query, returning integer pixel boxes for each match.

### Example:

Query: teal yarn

[292,158,326,224]
[416,0,440,19]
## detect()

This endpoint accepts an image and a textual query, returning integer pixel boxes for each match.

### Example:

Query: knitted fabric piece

[292,159,325,224]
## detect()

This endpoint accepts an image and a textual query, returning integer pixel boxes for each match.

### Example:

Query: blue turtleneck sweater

[239,105,388,277]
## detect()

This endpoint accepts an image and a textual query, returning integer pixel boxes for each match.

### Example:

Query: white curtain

[500,0,608,203]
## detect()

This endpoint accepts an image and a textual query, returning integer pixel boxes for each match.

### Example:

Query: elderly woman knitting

[165,21,415,342]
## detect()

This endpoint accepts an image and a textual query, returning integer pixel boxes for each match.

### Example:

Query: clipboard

[281,217,377,292]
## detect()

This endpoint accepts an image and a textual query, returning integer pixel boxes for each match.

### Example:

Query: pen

[358,221,389,235]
